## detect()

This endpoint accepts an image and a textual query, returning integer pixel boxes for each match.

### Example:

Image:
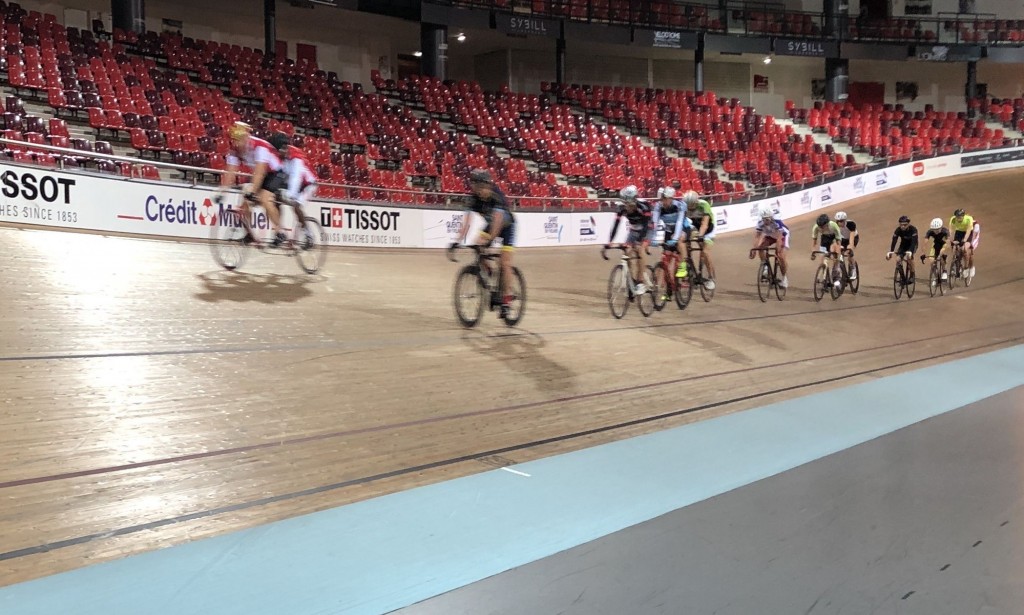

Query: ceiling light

[763,55,772,64]
[413,51,423,57]
[456,33,466,42]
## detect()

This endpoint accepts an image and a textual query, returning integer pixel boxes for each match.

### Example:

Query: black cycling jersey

[468,187,513,229]
[890,224,919,254]
[609,201,652,241]
[926,227,950,245]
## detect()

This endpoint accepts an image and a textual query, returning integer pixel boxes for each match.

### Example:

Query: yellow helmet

[228,121,251,141]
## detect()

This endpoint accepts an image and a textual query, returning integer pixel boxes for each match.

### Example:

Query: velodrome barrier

[0,146,1019,248]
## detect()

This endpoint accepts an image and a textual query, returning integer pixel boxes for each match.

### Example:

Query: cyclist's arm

[890,230,899,252]
[649,204,661,242]
[670,214,685,243]
[485,208,506,241]
[608,212,622,244]
[457,210,472,244]
[908,228,919,254]
[847,221,859,247]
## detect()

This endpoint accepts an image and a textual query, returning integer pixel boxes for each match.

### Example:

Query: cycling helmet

[834,211,847,222]
[619,185,639,201]
[681,190,700,207]
[898,215,910,224]
[816,213,829,226]
[660,186,676,199]
[469,168,493,185]
[268,132,290,153]
[930,217,943,230]
[228,121,251,141]
[758,205,775,219]
[953,208,965,218]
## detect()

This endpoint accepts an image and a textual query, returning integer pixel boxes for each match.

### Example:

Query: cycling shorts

[819,234,839,250]
[260,170,288,194]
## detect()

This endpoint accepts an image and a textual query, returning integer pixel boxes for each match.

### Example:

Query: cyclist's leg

[498,216,516,305]
[968,226,979,274]
[777,234,789,277]
[702,228,716,279]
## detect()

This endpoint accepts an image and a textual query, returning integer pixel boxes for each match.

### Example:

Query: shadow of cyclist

[194,271,321,304]
[461,329,577,395]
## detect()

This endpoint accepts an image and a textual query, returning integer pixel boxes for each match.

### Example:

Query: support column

[825,57,849,102]
[695,35,705,93]
[555,34,566,87]
[111,0,145,34]
[420,23,448,81]
[264,0,276,59]
[965,60,978,115]
[823,0,848,39]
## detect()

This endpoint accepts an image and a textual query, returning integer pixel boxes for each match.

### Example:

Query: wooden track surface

[1,170,1022,586]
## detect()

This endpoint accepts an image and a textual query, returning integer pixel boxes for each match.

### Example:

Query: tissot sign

[498,14,555,37]
[776,38,837,57]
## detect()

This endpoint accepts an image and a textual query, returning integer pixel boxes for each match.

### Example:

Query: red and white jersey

[284,146,318,200]
[226,136,283,172]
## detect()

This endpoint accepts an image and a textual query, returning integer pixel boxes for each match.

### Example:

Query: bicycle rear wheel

[651,264,669,311]
[608,265,630,319]
[773,260,787,301]
[293,216,326,274]
[893,264,904,299]
[210,209,250,271]
[637,267,655,317]
[453,265,486,328]
[675,260,694,310]
[756,261,771,303]
[813,264,827,302]
[699,258,715,302]
[502,267,527,327]
[847,261,859,294]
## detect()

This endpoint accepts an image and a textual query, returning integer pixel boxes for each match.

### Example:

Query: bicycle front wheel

[893,264,904,299]
[699,259,715,302]
[675,261,694,310]
[293,216,327,274]
[847,261,859,294]
[608,265,630,319]
[502,267,527,327]
[813,264,827,302]
[906,264,916,298]
[651,264,668,311]
[757,261,770,303]
[929,262,940,297]
[453,266,486,328]
[773,260,787,301]
[210,209,250,271]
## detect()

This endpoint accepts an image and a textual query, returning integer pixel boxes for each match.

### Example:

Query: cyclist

[949,208,978,279]
[811,213,844,289]
[453,169,517,318]
[651,187,693,280]
[606,185,652,295]
[279,142,318,246]
[921,217,949,282]
[681,190,716,290]
[887,214,919,279]
[834,211,859,281]
[751,204,790,288]
[216,122,288,246]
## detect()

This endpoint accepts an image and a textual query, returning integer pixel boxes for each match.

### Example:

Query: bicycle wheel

[502,267,527,327]
[847,261,860,294]
[637,267,655,317]
[651,264,669,311]
[964,262,973,287]
[906,264,916,298]
[948,257,961,289]
[773,260,787,301]
[293,216,327,274]
[453,265,486,328]
[929,262,940,297]
[831,263,844,300]
[699,258,715,302]
[756,261,771,302]
[210,209,250,271]
[893,264,904,299]
[675,260,694,310]
[813,264,828,302]
[607,265,630,319]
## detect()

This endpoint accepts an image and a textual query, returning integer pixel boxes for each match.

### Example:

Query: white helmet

[661,186,676,199]
[834,211,847,221]
[930,217,943,230]
[758,205,775,219]
[619,185,638,201]
[681,190,700,207]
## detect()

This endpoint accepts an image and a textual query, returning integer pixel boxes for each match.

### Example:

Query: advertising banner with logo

[0,167,87,230]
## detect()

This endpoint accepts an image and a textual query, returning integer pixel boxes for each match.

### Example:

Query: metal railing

[2,134,1020,212]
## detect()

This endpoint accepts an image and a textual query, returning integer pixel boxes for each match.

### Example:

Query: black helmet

[816,213,829,226]
[953,208,965,217]
[269,131,290,152]
[899,215,910,223]
[469,168,493,185]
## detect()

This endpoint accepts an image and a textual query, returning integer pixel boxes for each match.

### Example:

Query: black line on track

[1,334,1020,563]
